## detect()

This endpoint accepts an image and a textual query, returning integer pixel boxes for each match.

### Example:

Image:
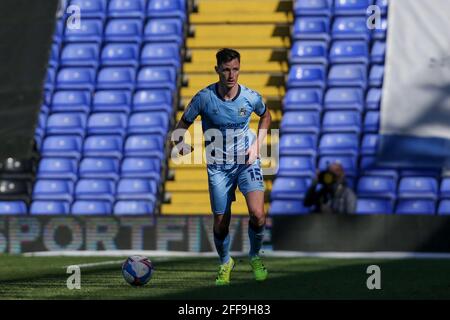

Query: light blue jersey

[183,83,267,214]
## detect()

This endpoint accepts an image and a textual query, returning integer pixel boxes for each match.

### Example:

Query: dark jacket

[303,180,357,214]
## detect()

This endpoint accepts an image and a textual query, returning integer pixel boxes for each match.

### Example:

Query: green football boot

[215,257,235,286]
[250,256,268,282]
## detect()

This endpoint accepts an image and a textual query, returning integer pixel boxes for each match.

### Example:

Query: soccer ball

[122,255,154,286]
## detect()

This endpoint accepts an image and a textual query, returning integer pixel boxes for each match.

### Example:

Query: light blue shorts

[207,159,265,215]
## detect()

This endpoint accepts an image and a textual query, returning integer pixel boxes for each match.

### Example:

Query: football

[122,255,154,286]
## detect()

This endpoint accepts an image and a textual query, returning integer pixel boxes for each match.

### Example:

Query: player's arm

[246,98,272,164]
[170,117,194,156]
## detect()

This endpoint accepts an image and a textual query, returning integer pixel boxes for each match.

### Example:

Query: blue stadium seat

[141,43,181,69]
[37,158,78,182]
[44,90,52,106]
[322,111,362,133]
[361,134,378,155]
[373,17,387,40]
[49,43,59,68]
[366,88,381,110]
[271,177,311,200]
[269,200,310,215]
[293,0,332,17]
[359,156,399,179]
[33,179,74,202]
[46,112,87,137]
[136,66,177,90]
[93,90,131,113]
[371,41,386,63]
[279,133,318,157]
[52,90,91,113]
[364,111,380,132]
[332,17,371,41]
[54,19,64,45]
[280,111,320,134]
[438,200,450,215]
[108,0,147,18]
[101,43,139,67]
[144,19,184,46]
[440,178,450,198]
[104,19,143,43]
[56,67,96,90]
[124,135,165,159]
[147,0,187,22]
[283,89,323,112]
[0,201,27,215]
[398,177,438,200]
[87,112,128,137]
[289,41,328,65]
[83,135,124,159]
[79,157,120,181]
[114,200,155,215]
[375,0,388,15]
[334,0,373,16]
[30,200,70,215]
[277,156,316,178]
[127,112,169,136]
[121,157,161,180]
[318,155,357,178]
[319,133,359,156]
[132,89,174,114]
[96,67,136,90]
[45,68,55,90]
[36,113,47,143]
[328,64,367,88]
[399,169,441,179]
[41,135,83,160]
[292,17,331,42]
[287,65,326,89]
[71,200,112,215]
[369,65,384,87]
[357,176,396,200]
[64,19,103,43]
[395,199,436,215]
[69,0,107,18]
[324,88,364,111]
[116,178,157,202]
[75,179,116,203]
[329,41,369,64]
[356,198,393,215]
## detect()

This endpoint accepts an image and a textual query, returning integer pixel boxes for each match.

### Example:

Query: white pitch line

[63,260,124,269]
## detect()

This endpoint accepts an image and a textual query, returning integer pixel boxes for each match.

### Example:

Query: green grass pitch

[1,255,450,299]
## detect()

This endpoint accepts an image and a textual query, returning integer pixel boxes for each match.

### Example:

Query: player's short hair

[216,48,240,66]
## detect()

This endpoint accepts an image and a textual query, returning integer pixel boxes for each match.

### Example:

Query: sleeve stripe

[258,105,267,117]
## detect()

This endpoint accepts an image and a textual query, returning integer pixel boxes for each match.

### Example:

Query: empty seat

[395,199,436,215]
[71,200,112,215]
[356,198,393,215]
[0,201,27,215]
[287,65,326,89]
[271,177,311,200]
[108,0,146,18]
[60,43,99,67]
[87,112,128,137]
[371,41,386,63]
[83,135,124,159]
[318,155,357,178]
[64,19,103,43]
[322,111,362,133]
[289,41,328,65]
[359,156,399,179]
[147,0,187,22]
[292,17,330,42]
[79,157,120,181]
[114,200,155,215]
[324,88,364,111]
[280,111,320,134]
[269,200,310,215]
[364,111,380,132]
[144,18,184,46]
[136,66,177,91]
[37,158,78,182]
[398,177,438,200]
[93,90,131,113]
[124,135,165,159]
[41,135,83,160]
[127,112,169,135]
[369,65,384,87]
[49,43,59,68]
[70,0,107,18]
[329,41,369,64]
[140,43,181,69]
[279,133,317,156]
[32,179,74,202]
[332,17,371,40]
[104,19,143,43]
[132,89,173,114]
[293,0,332,17]
[116,178,157,202]
[283,88,323,112]
[56,67,96,90]
[357,176,396,200]
[319,133,359,156]
[52,90,91,113]
[328,64,367,89]
[45,68,55,90]
[399,169,441,179]
[361,134,379,155]
[96,67,136,90]
[334,0,373,16]
[121,157,161,180]
[46,112,87,137]
[277,156,316,178]
[366,88,382,110]
[75,179,116,203]
[438,200,450,215]
[101,43,139,67]
[375,0,389,15]
[30,200,70,214]
[440,178,450,198]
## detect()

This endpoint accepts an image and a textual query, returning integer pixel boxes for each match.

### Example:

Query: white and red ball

[122,255,154,286]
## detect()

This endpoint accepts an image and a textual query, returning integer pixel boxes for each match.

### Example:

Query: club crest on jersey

[239,107,246,117]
